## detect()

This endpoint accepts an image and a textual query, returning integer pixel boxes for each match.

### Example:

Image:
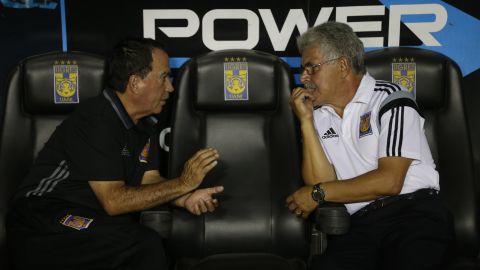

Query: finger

[190,151,219,171]
[199,200,208,213]
[302,92,315,100]
[197,148,219,161]
[194,204,201,215]
[189,148,218,164]
[291,87,305,96]
[287,202,297,212]
[290,87,305,99]
[294,92,314,105]
[211,198,219,207]
[202,159,218,174]
[197,154,220,169]
[301,211,310,219]
[204,200,216,212]
[286,195,293,204]
[190,148,212,160]
[208,186,224,194]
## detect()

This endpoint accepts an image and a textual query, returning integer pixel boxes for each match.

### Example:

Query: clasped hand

[286,186,318,219]
[183,186,224,215]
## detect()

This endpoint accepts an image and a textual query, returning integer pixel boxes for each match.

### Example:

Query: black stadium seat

[0,52,106,269]
[160,49,308,269]
[2,47,478,270]
[365,47,480,269]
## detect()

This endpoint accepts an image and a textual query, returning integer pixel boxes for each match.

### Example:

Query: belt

[353,188,438,217]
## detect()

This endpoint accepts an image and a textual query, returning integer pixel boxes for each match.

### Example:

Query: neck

[116,91,143,125]
[331,73,364,118]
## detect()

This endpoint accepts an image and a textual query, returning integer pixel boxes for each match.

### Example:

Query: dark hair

[107,38,165,92]
[297,22,365,75]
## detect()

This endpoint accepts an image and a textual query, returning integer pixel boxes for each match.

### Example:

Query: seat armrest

[315,202,350,235]
[140,206,172,238]
[308,203,350,257]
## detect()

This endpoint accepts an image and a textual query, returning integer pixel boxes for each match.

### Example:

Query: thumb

[208,186,224,194]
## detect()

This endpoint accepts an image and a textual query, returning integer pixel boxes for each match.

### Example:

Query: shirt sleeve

[145,133,160,171]
[63,116,124,181]
[378,102,424,160]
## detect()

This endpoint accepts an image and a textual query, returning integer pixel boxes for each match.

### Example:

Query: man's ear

[127,74,139,94]
[339,56,350,78]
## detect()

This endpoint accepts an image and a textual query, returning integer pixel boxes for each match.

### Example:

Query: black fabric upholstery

[365,47,479,266]
[0,51,106,269]
[167,50,307,269]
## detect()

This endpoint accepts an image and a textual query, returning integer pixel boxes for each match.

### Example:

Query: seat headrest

[22,52,106,114]
[365,47,458,110]
[192,50,283,111]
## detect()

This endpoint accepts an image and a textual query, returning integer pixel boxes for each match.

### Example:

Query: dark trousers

[6,197,168,270]
[311,193,454,270]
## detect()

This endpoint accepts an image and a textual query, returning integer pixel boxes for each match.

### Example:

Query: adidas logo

[322,127,339,139]
[121,145,131,157]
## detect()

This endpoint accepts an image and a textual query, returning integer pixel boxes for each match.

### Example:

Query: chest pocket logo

[359,112,373,138]
[139,139,150,163]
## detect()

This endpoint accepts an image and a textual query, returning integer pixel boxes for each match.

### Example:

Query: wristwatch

[311,183,325,204]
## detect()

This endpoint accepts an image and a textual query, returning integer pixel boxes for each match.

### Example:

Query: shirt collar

[103,88,134,129]
[317,73,376,115]
[350,72,376,104]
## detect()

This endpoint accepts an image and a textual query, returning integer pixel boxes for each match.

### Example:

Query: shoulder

[373,80,404,95]
[66,95,121,138]
[371,80,422,127]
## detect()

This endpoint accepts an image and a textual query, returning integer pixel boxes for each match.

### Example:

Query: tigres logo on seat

[54,60,79,104]
[392,57,416,97]
[224,57,248,101]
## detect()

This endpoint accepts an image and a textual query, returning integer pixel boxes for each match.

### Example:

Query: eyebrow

[301,61,313,66]
[160,70,171,77]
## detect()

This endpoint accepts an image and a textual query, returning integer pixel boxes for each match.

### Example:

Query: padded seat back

[0,52,106,268]
[167,50,308,262]
[365,47,479,259]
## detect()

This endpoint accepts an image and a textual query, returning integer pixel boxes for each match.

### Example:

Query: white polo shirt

[313,73,439,215]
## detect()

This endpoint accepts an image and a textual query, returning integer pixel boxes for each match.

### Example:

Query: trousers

[6,197,168,270]
[311,192,454,270]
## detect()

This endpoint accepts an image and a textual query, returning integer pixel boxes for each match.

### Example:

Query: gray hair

[297,21,365,75]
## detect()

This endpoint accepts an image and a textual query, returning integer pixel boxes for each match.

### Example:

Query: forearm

[171,192,190,208]
[301,121,336,185]
[103,178,193,215]
[322,167,405,203]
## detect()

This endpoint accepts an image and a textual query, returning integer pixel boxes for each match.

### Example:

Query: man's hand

[180,148,219,189]
[289,87,315,122]
[183,186,224,215]
[286,186,318,219]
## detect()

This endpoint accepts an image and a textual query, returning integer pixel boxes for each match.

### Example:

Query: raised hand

[179,148,219,189]
[289,87,315,122]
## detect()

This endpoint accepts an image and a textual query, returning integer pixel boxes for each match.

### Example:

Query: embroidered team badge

[392,57,416,97]
[54,60,79,104]
[60,215,93,230]
[139,139,150,163]
[224,57,248,101]
[359,112,373,138]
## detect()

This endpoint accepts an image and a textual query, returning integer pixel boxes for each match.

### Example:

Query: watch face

[312,184,324,203]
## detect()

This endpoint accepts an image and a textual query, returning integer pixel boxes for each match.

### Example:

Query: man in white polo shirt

[286,22,453,269]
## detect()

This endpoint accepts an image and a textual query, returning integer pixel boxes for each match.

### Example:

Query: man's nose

[166,77,174,92]
[300,72,310,84]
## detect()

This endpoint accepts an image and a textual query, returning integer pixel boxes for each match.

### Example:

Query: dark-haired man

[7,38,223,269]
